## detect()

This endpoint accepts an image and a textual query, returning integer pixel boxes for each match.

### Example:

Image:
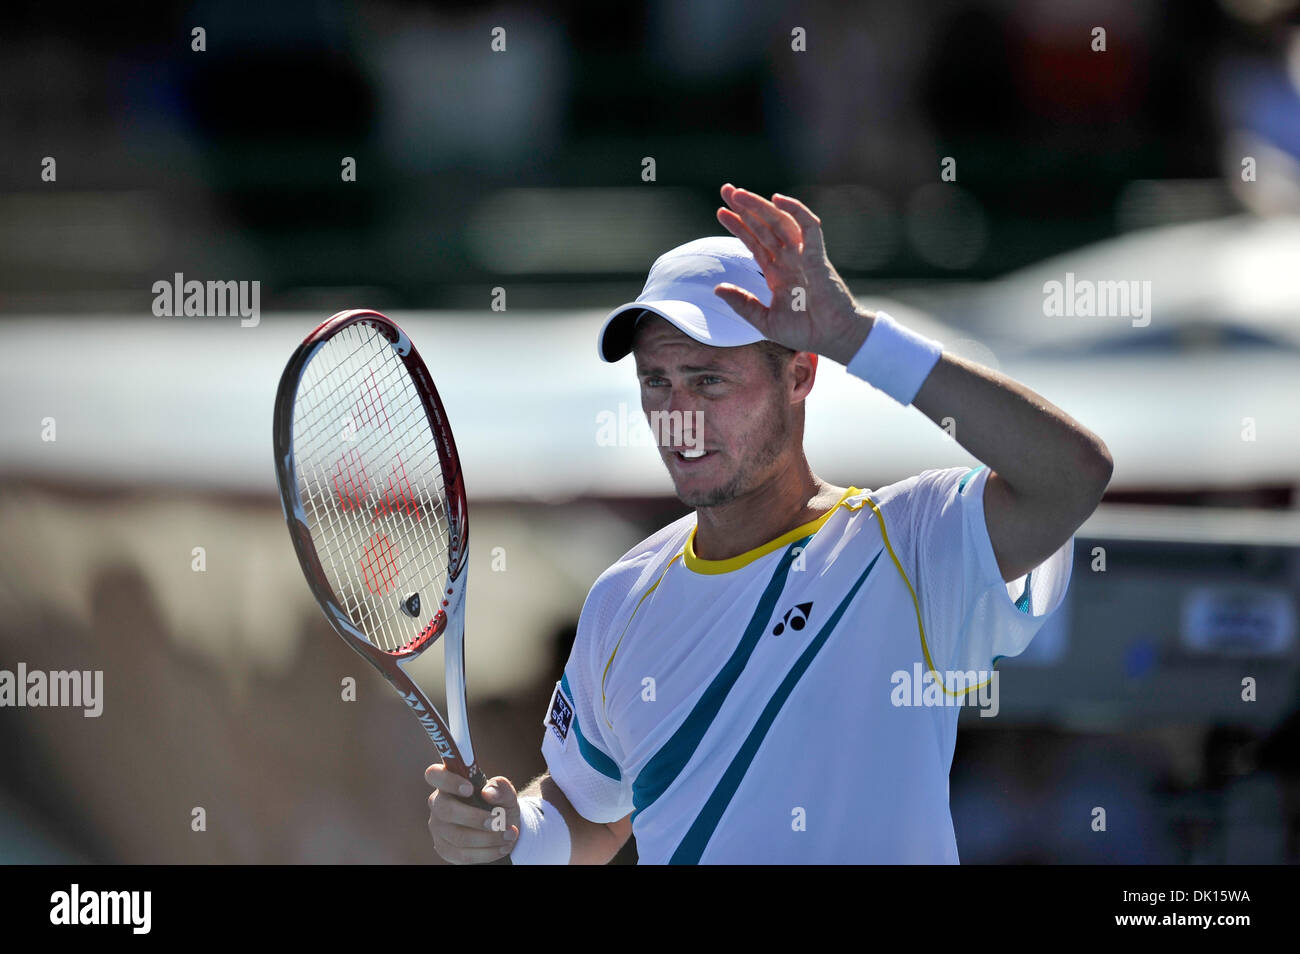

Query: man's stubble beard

[674,397,791,509]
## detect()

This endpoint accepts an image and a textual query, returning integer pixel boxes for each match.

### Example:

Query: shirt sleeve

[897,464,1074,676]
[540,577,635,824]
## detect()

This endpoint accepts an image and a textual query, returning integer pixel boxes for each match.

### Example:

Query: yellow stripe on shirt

[682,486,865,575]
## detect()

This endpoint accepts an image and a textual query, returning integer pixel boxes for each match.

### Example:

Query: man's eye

[698,375,723,386]
[643,377,668,387]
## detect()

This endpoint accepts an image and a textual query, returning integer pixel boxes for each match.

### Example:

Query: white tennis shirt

[540,464,1073,863]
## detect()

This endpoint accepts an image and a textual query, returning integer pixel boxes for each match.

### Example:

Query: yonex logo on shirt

[771,602,813,636]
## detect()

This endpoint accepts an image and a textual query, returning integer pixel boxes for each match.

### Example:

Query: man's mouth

[671,448,712,462]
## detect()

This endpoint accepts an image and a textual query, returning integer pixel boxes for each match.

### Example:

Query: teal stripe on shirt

[958,464,986,494]
[669,549,883,865]
[631,537,811,821]
[1015,571,1033,614]
[560,672,621,781]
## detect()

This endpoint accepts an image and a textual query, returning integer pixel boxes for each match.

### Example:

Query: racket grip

[465,765,513,866]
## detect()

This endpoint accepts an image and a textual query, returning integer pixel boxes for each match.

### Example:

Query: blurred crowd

[2,0,1298,311]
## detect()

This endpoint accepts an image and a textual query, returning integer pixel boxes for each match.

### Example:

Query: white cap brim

[596,235,772,362]
[597,300,766,362]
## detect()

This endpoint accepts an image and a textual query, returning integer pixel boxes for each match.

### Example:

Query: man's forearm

[909,347,1113,502]
[836,307,1110,502]
[520,773,632,865]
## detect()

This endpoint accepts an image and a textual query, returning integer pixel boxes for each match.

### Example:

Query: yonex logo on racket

[374,455,424,522]
[400,689,456,759]
[333,448,371,511]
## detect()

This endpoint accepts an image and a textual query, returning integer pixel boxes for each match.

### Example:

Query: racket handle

[465,765,513,866]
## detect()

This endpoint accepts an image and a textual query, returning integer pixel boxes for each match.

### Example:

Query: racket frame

[272,309,483,787]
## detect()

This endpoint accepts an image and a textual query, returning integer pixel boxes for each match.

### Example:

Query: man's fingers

[429,790,496,828]
[439,823,519,851]
[724,185,802,250]
[426,770,522,864]
[771,194,825,257]
[427,791,516,864]
[717,207,776,269]
[424,763,474,798]
[771,192,820,227]
[714,284,770,332]
[477,776,520,809]
[719,187,787,258]
[431,833,515,866]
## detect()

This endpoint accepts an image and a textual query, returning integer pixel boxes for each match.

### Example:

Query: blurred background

[1,0,1299,863]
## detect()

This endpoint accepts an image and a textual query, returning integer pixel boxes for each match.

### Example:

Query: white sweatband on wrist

[845,310,944,406]
[510,796,571,865]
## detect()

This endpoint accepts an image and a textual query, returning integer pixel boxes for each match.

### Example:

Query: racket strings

[298,337,452,645]
[297,336,450,649]
[291,322,454,653]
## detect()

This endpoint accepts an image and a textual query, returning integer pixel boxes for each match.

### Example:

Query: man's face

[631,316,806,508]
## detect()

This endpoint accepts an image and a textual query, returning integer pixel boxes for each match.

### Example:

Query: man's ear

[791,352,817,403]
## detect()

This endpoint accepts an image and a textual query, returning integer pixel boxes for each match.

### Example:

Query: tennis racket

[272,309,503,848]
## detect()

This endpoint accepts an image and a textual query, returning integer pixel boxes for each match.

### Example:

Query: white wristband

[511,796,571,865]
[845,310,943,406]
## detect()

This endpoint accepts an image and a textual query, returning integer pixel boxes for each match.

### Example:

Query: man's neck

[692,463,846,561]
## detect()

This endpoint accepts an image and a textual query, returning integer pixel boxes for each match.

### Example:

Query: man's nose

[652,394,706,448]
[662,385,702,415]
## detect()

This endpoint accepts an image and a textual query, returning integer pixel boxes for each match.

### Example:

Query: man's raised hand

[714,183,872,364]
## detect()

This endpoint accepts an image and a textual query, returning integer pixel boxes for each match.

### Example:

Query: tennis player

[427,183,1112,864]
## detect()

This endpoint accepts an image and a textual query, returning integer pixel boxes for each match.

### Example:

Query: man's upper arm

[982,468,1097,583]
[539,574,636,825]
[533,773,632,865]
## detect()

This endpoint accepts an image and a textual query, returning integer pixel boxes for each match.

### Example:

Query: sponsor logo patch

[545,680,575,748]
